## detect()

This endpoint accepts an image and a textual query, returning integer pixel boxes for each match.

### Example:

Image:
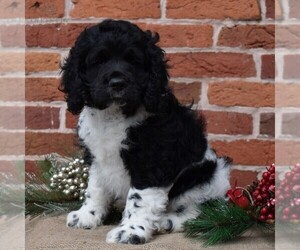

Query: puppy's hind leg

[160,156,231,233]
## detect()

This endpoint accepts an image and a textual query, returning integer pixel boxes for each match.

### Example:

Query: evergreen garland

[184,199,260,246]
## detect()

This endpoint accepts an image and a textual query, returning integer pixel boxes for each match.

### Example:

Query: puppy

[60,19,231,244]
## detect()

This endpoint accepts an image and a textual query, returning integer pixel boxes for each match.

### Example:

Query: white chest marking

[78,105,149,201]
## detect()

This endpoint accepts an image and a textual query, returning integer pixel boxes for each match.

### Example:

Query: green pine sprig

[184,199,269,246]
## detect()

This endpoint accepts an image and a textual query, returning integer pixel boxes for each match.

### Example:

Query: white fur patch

[106,187,169,244]
[67,105,149,229]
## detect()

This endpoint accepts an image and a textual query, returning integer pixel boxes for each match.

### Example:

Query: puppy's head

[60,19,171,116]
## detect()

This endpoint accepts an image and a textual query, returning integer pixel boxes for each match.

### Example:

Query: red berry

[293,164,300,173]
[293,185,300,193]
[270,198,275,206]
[261,186,268,193]
[281,215,289,221]
[267,213,274,220]
[294,198,300,206]
[259,215,266,221]
[284,186,291,193]
[262,172,270,180]
[290,214,299,220]
[260,207,268,215]
[252,190,259,197]
[278,195,285,203]
[269,173,275,182]
[285,172,293,180]
[256,195,262,202]
[269,185,275,193]
[285,193,292,199]
[292,173,300,182]
[283,207,291,216]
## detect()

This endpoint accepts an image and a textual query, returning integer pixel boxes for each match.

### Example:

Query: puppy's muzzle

[108,77,127,92]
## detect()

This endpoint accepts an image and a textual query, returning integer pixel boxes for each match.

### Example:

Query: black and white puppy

[61,19,231,244]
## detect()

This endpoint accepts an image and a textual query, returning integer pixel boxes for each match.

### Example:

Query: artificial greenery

[0,161,25,217]
[25,155,122,224]
[25,156,80,217]
[184,199,274,246]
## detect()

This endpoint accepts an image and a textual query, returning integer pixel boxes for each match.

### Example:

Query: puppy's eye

[124,49,143,65]
[86,49,109,66]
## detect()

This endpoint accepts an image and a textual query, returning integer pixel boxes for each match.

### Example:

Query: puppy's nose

[108,78,126,92]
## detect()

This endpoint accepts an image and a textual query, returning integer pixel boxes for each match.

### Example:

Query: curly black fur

[60,19,223,198]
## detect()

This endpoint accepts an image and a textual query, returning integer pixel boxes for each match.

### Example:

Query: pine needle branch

[184,199,256,246]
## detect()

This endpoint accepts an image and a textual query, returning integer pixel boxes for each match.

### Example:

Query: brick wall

[1,0,279,186]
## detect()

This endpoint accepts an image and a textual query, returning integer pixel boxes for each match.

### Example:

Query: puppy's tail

[168,155,231,200]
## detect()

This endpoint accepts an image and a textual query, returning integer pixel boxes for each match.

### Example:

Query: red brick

[169,81,201,105]
[283,55,300,79]
[266,0,275,19]
[25,52,60,73]
[26,23,92,48]
[25,0,64,18]
[261,54,275,79]
[276,25,300,49]
[230,170,258,188]
[0,78,25,102]
[260,113,275,137]
[275,0,282,19]
[276,141,300,165]
[25,106,60,130]
[0,107,24,129]
[0,132,24,155]
[140,24,213,48]
[25,160,42,182]
[0,52,24,72]
[208,81,275,107]
[0,25,25,47]
[70,0,160,19]
[25,78,63,102]
[203,111,253,135]
[211,139,275,166]
[168,53,256,78]
[276,83,300,107]
[0,0,24,18]
[218,25,274,49]
[282,113,300,137]
[25,132,77,156]
[166,0,260,20]
[289,0,300,19]
[26,23,213,48]
[66,112,78,129]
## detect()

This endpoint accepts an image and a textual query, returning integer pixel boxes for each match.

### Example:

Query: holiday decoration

[49,157,89,201]
[184,164,276,245]
[25,155,278,245]
[226,180,253,209]
[250,163,275,222]
[277,163,300,223]
[25,154,122,223]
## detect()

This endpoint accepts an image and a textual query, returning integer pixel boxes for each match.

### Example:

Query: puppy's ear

[143,31,170,113]
[60,31,89,115]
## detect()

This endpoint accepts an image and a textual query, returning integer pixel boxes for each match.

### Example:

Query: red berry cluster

[251,164,275,221]
[277,163,300,222]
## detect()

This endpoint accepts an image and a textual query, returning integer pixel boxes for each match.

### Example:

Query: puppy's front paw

[67,208,103,229]
[106,224,150,244]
